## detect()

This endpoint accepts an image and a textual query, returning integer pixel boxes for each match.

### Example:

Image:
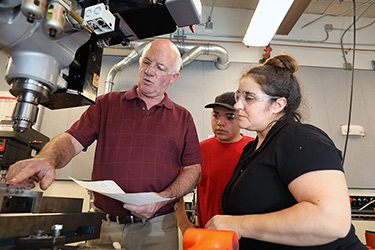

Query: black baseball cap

[204,92,236,111]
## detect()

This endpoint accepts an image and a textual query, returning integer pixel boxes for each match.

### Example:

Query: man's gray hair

[140,40,182,74]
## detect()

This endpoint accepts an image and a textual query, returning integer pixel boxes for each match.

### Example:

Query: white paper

[69,177,171,206]
[0,91,17,122]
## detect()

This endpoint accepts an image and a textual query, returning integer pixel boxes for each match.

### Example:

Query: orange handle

[183,228,239,250]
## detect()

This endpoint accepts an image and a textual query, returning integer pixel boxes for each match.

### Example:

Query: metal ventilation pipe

[178,43,230,70]
[105,42,148,93]
[105,41,230,93]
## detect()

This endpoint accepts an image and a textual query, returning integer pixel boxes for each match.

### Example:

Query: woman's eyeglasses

[235,91,280,104]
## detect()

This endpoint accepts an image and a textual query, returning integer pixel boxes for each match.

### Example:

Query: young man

[7,39,202,249]
[176,92,254,234]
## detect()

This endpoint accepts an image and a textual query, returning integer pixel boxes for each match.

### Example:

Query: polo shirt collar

[268,117,295,137]
[125,85,173,110]
[250,116,296,153]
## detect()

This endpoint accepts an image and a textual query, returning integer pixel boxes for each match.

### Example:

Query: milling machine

[0,0,202,248]
[0,0,202,133]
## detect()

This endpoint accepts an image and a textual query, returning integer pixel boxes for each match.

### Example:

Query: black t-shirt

[222,118,366,249]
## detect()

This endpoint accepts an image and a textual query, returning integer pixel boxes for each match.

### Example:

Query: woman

[205,54,366,249]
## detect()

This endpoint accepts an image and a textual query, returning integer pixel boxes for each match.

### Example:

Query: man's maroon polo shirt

[66,85,202,215]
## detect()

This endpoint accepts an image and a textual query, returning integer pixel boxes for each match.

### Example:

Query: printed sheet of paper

[0,91,16,122]
[70,177,171,206]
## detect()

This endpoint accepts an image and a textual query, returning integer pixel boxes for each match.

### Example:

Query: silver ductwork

[105,43,148,93]
[178,43,230,71]
[105,41,230,93]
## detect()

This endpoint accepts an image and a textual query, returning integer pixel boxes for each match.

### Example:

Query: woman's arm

[206,170,351,246]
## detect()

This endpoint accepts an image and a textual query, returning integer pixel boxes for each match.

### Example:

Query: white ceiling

[200,0,375,19]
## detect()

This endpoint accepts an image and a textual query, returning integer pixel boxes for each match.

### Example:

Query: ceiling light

[243,0,294,47]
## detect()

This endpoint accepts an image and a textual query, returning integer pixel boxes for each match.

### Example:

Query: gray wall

[1,53,375,188]
[105,57,375,189]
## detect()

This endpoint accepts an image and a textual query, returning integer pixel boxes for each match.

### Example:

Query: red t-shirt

[197,135,254,227]
[66,85,202,216]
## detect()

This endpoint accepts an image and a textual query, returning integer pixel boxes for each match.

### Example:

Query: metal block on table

[0,212,103,248]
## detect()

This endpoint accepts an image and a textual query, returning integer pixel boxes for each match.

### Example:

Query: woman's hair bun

[264,54,298,74]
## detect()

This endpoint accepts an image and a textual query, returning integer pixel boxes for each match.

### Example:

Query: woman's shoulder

[279,121,338,152]
[282,121,330,139]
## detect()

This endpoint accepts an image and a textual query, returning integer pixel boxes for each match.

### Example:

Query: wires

[340,0,375,67]
[301,0,375,29]
[341,0,357,167]
[205,0,216,29]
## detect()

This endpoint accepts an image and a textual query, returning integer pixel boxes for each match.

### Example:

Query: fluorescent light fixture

[243,0,294,47]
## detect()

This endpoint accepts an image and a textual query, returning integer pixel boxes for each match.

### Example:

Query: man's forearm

[35,133,83,169]
[6,133,83,190]
[160,164,201,200]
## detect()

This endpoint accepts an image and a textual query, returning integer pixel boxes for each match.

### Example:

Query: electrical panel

[351,196,375,210]
[350,195,375,221]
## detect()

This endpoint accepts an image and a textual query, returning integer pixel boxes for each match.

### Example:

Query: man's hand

[6,157,56,190]
[122,163,201,220]
[6,133,84,190]
[123,193,170,220]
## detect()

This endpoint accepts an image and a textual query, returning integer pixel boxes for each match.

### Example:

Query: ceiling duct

[179,43,230,70]
[105,42,148,93]
[105,41,229,93]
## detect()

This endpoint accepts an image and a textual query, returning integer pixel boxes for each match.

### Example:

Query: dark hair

[242,53,302,122]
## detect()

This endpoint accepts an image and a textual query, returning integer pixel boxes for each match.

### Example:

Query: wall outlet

[341,125,365,137]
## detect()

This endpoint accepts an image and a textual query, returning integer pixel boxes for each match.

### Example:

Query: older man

[7,39,202,249]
